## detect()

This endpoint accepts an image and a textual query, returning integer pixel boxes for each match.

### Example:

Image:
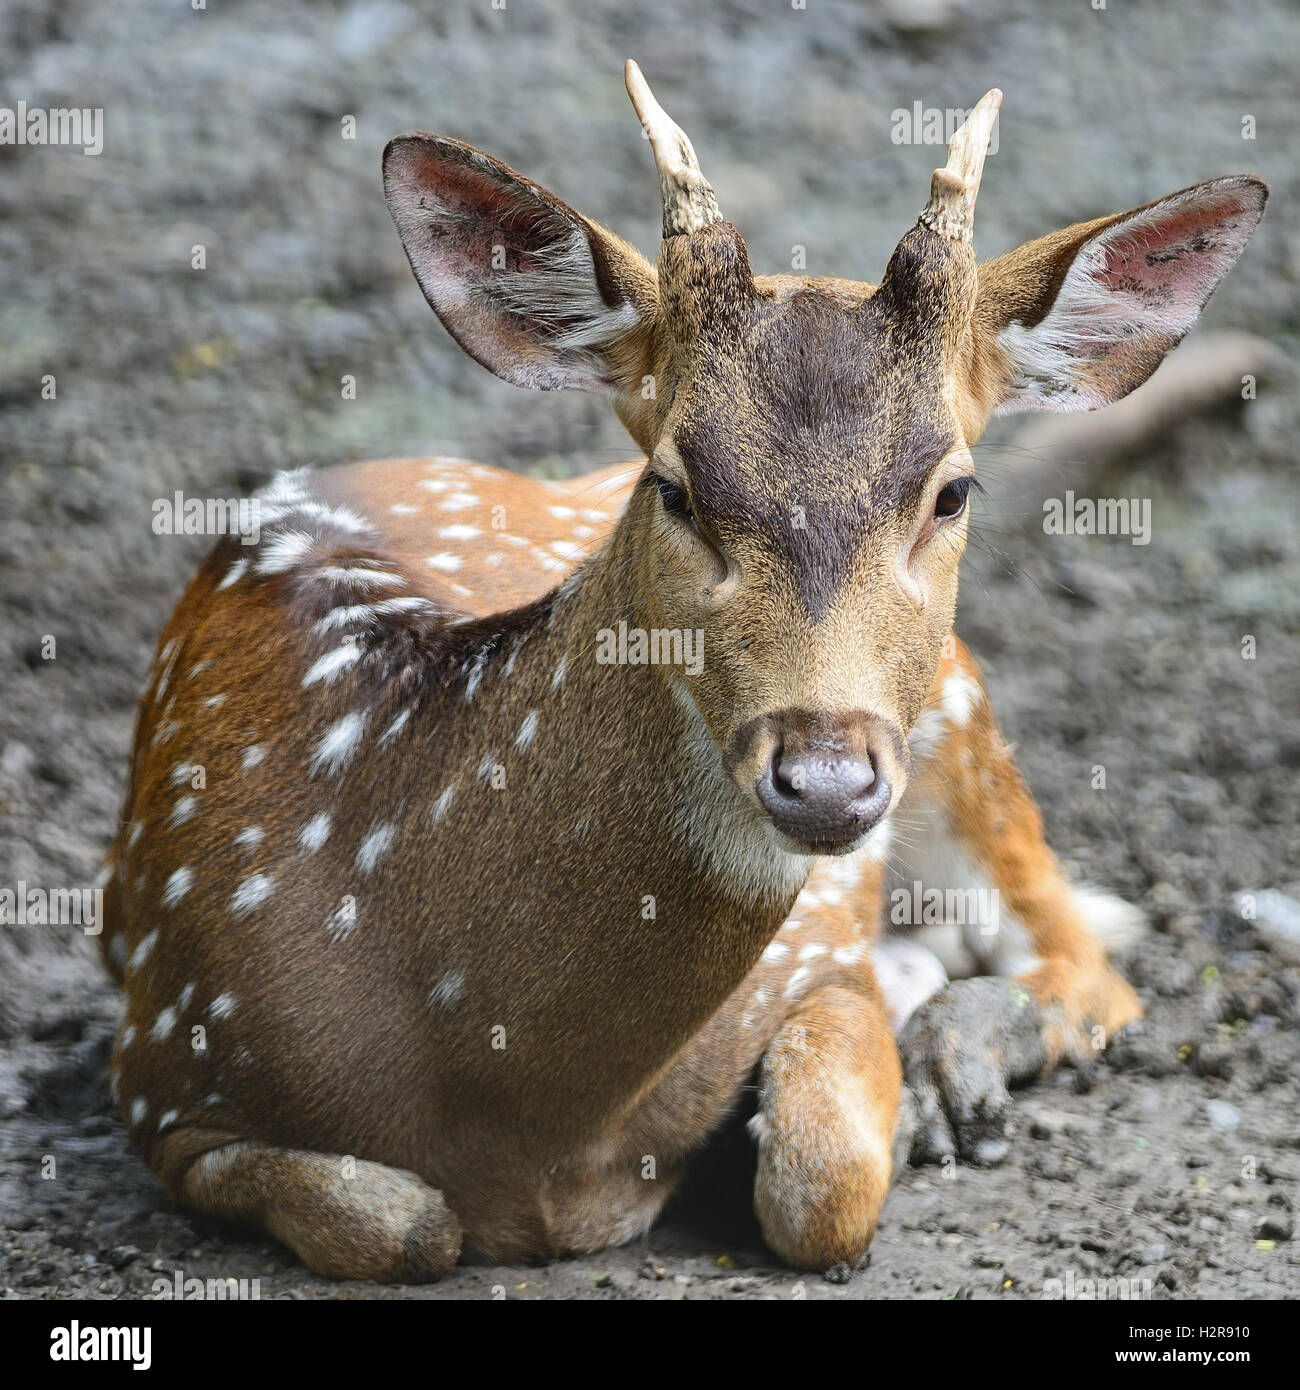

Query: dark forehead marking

[675,287,958,620]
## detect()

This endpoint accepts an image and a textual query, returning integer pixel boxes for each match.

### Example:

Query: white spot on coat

[162,867,193,907]
[426,552,463,572]
[428,971,466,1008]
[167,795,198,829]
[230,873,274,916]
[515,710,540,750]
[303,643,362,687]
[233,826,264,852]
[218,558,248,589]
[325,900,357,943]
[356,822,397,874]
[909,706,948,751]
[209,993,238,1020]
[941,671,983,728]
[309,711,367,777]
[317,565,404,589]
[316,603,375,633]
[151,1006,178,1041]
[374,596,433,616]
[128,930,158,972]
[465,653,488,702]
[255,529,315,574]
[298,812,332,852]
[379,708,411,743]
[430,782,456,825]
[440,492,479,511]
[783,965,814,999]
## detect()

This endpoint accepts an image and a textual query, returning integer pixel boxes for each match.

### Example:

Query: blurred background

[1,0,1297,1299]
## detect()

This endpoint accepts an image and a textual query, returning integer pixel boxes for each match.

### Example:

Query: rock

[879,0,953,33]
[1206,1100,1242,1132]
[1150,880,1189,917]
[1255,1211,1292,1241]
[0,740,35,780]
[1255,1193,1293,1241]
[1107,1026,1175,1077]
[1192,1041,1235,1079]
[1239,890,1300,962]
[1027,1107,1074,1139]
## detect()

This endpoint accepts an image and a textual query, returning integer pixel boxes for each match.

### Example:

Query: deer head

[382,63,1266,858]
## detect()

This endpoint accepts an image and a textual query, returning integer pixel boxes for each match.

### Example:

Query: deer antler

[918,89,1003,242]
[625,59,723,238]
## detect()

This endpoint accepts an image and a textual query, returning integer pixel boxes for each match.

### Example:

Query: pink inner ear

[401,149,565,280]
[1094,193,1254,319]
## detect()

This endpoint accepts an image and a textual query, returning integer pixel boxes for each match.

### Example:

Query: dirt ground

[2,0,1298,1300]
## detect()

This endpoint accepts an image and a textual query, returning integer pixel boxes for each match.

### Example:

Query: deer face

[383,64,1266,855]
[627,232,979,852]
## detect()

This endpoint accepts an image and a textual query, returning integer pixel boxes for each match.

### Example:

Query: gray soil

[1,0,1297,1300]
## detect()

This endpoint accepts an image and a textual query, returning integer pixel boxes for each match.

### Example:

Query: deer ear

[383,134,658,393]
[974,175,1267,414]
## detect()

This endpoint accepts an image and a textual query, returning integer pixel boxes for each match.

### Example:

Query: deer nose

[756,747,891,852]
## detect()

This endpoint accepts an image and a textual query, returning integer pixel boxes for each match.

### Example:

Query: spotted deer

[101,64,1266,1279]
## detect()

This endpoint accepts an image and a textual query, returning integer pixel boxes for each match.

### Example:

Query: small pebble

[1206,1099,1242,1131]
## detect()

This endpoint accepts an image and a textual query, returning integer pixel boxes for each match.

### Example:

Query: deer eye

[934,476,973,519]
[654,474,695,525]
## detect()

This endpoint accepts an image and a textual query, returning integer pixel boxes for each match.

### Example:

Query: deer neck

[425,516,810,1125]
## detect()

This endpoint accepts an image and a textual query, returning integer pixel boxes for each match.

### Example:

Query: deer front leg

[895,638,1145,1166]
[750,977,902,1275]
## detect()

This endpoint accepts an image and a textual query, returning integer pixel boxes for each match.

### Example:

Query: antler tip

[623,61,723,238]
[917,89,1003,242]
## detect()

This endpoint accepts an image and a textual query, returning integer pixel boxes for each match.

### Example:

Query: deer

[99,63,1267,1281]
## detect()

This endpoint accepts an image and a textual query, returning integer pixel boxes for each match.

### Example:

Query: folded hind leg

[156,1129,461,1282]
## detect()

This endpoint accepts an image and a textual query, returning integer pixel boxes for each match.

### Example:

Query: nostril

[771,749,803,801]
[849,760,889,821]
[845,752,877,803]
